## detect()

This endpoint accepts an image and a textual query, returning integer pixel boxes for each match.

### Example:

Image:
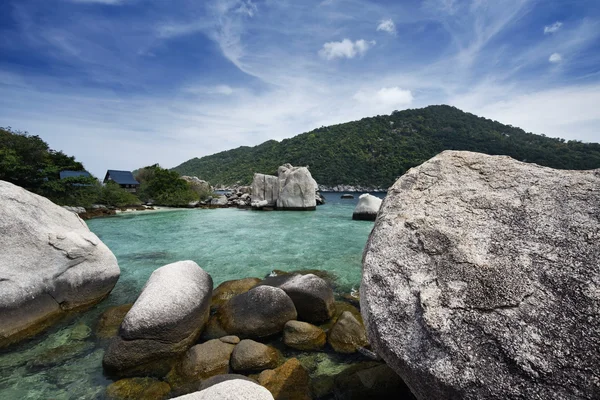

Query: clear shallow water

[0,193,382,399]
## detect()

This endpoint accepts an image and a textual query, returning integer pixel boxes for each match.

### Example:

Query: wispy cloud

[377,19,396,35]
[544,21,563,34]
[319,39,375,60]
[549,52,562,63]
[68,0,128,4]
[353,87,413,112]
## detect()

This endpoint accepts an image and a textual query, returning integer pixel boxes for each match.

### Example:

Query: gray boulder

[251,173,279,205]
[277,164,317,210]
[180,339,236,380]
[328,311,369,353]
[211,195,228,206]
[217,285,297,338]
[230,339,279,372]
[103,260,212,376]
[172,379,274,400]
[361,150,600,400]
[352,194,382,221]
[0,180,120,348]
[283,320,326,351]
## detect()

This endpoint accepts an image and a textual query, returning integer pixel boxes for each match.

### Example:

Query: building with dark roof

[103,170,140,192]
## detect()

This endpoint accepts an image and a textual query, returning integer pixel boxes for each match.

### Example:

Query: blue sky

[1,0,599,179]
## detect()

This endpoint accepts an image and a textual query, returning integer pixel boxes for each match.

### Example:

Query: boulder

[103,260,212,377]
[220,335,241,345]
[172,379,274,400]
[106,377,171,400]
[0,180,120,348]
[217,285,297,339]
[277,164,317,210]
[211,195,228,206]
[340,194,354,199]
[251,173,279,205]
[361,150,600,400]
[258,358,311,400]
[260,273,335,324]
[211,277,261,310]
[179,339,236,380]
[231,339,279,372]
[181,176,211,197]
[328,311,368,354]
[283,320,326,351]
[352,193,382,221]
[199,374,258,391]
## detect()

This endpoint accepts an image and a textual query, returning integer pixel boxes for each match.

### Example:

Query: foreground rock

[173,379,274,400]
[230,339,279,372]
[328,311,368,354]
[211,277,261,310]
[352,193,382,221]
[258,358,311,400]
[283,320,326,351]
[103,261,212,377]
[0,180,120,348]
[179,339,236,380]
[106,377,171,400]
[217,285,297,338]
[361,151,600,399]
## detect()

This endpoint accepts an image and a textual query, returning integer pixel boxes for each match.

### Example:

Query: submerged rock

[333,363,415,400]
[96,304,133,339]
[211,277,261,310]
[361,151,600,400]
[103,260,212,377]
[106,377,171,400]
[352,193,382,221]
[258,358,311,400]
[328,311,368,354]
[283,320,326,351]
[0,180,120,348]
[217,285,297,339]
[230,339,279,372]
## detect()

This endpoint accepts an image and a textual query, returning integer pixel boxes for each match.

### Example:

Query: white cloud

[353,87,414,111]
[68,0,127,4]
[236,0,257,17]
[549,53,562,63]
[183,85,235,95]
[377,19,396,35]
[319,39,375,60]
[544,22,563,34]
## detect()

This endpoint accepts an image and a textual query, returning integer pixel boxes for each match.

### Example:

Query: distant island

[172,105,600,188]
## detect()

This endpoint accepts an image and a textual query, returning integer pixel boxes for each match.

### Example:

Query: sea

[0,192,384,399]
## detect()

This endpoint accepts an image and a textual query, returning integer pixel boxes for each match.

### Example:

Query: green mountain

[172,105,600,188]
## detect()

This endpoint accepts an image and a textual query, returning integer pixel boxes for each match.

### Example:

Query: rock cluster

[361,151,600,400]
[251,164,322,210]
[318,184,386,192]
[0,180,120,348]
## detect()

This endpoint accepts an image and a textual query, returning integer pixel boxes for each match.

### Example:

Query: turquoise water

[0,193,380,399]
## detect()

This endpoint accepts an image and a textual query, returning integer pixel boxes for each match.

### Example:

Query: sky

[1,0,599,179]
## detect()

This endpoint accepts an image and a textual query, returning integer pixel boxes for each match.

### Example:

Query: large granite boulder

[352,194,382,221]
[260,273,335,324]
[172,379,274,400]
[217,285,297,339]
[277,164,317,210]
[103,260,212,377]
[251,173,279,206]
[361,151,600,400]
[0,180,120,348]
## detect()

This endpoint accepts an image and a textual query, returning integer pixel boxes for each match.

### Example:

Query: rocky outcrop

[210,195,228,207]
[261,273,335,323]
[103,260,212,377]
[173,379,274,400]
[252,173,280,206]
[283,321,326,351]
[217,285,297,338]
[230,339,279,372]
[277,164,317,210]
[0,180,120,348]
[352,194,382,221]
[361,151,600,400]
[181,176,212,196]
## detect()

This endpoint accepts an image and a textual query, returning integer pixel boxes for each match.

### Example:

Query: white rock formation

[352,194,383,221]
[0,180,120,347]
[172,379,274,400]
[277,164,317,210]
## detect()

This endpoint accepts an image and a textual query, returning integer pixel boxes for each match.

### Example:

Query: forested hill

[172,105,600,188]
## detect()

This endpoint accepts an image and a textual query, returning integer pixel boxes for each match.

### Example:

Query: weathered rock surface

[0,180,120,347]
[103,260,212,377]
[180,339,236,380]
[361,150,600,400]
[258,358,311,400]
[251,173,280,206]
[230,339,279,372]
[173,379,274,400]
[328,311,368,354]
[283,320,326,351]
[217,285,297,338]
[260,273,335,323]
[211,277,261,310]
[199,374,258,391]
[333,363,415,400]
[277,164,317,210]
[211,195,228,206]
[106,377,171,400]
[352,193,382,221]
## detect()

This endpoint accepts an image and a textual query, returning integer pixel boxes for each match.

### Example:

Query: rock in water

[103,260,212,377]
[352,193,382,221]
[277,164,317,210]
[252,174,280,206]
[0,180,120,348]
[172,379,274,400]
[361,151,600,400]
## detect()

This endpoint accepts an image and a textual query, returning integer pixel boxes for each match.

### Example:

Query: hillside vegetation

[172,105,600,188]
